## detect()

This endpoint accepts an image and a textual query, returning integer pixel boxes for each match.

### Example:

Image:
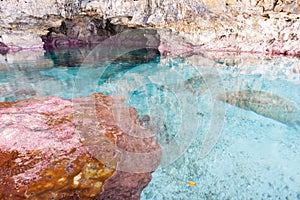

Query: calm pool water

[1,48,300,199]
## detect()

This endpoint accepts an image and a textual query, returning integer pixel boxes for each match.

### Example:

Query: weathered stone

[0,93,161,199]
[217,90,300,126]
[184,74,221,95]
[41,17,160,50]
[0,31,43,50]
[1,0,299,56]
[96,171,152,200]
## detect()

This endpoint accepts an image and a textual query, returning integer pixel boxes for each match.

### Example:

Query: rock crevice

[0,0,299,56]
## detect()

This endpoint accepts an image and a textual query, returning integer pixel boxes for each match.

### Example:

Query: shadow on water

[0,47,160,102]
[44,45,160,68]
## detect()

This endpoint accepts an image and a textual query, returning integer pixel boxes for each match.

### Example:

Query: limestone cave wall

[0,0,299,55]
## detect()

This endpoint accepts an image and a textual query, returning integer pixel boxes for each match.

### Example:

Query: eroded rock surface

[0,93,161,199]
[217,90,300,126]
[0,0,299,56]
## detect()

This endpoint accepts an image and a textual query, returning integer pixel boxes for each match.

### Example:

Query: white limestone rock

[0,0,299,55]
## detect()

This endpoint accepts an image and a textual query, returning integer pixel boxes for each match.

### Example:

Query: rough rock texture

[0,93,161,199]
[216,90,300,126]
[41,19,160,50]
[0,0,299,56]
[153,0,300,56]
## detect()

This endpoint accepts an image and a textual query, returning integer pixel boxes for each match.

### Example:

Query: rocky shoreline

[0,0,299,57]
[0,93,161,199]
[0,1,299,199]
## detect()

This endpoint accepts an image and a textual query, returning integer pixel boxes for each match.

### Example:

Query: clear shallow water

[1,49,300,199]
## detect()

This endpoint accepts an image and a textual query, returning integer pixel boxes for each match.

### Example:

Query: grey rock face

[0,0,299,56]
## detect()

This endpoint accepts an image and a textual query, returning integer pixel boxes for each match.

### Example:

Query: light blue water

[1,50,300,199]
[97,56,300,199]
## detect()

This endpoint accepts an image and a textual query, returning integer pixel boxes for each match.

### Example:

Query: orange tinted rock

[27,156,114,199]
[0,93,161,199]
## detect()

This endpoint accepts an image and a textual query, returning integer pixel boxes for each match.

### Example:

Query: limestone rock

[0,0,299,56]
[217,90,300,126]
[41,17,160,50]
[0,93,161,199]
[184,74,221,95]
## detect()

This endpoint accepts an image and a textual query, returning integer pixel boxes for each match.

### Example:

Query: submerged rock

[0,93,161,199]
[217,90,300,126]
[184,74,221,95]
[138,114,151,129]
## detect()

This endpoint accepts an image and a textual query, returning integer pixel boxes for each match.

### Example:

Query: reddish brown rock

[0,93,161,199]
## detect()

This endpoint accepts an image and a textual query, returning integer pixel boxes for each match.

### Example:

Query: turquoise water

[1,49,300,199]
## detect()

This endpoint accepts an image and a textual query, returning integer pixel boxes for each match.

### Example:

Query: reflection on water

[0,48,159,101]
[44,47,159,68]
[1,48,300,199]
